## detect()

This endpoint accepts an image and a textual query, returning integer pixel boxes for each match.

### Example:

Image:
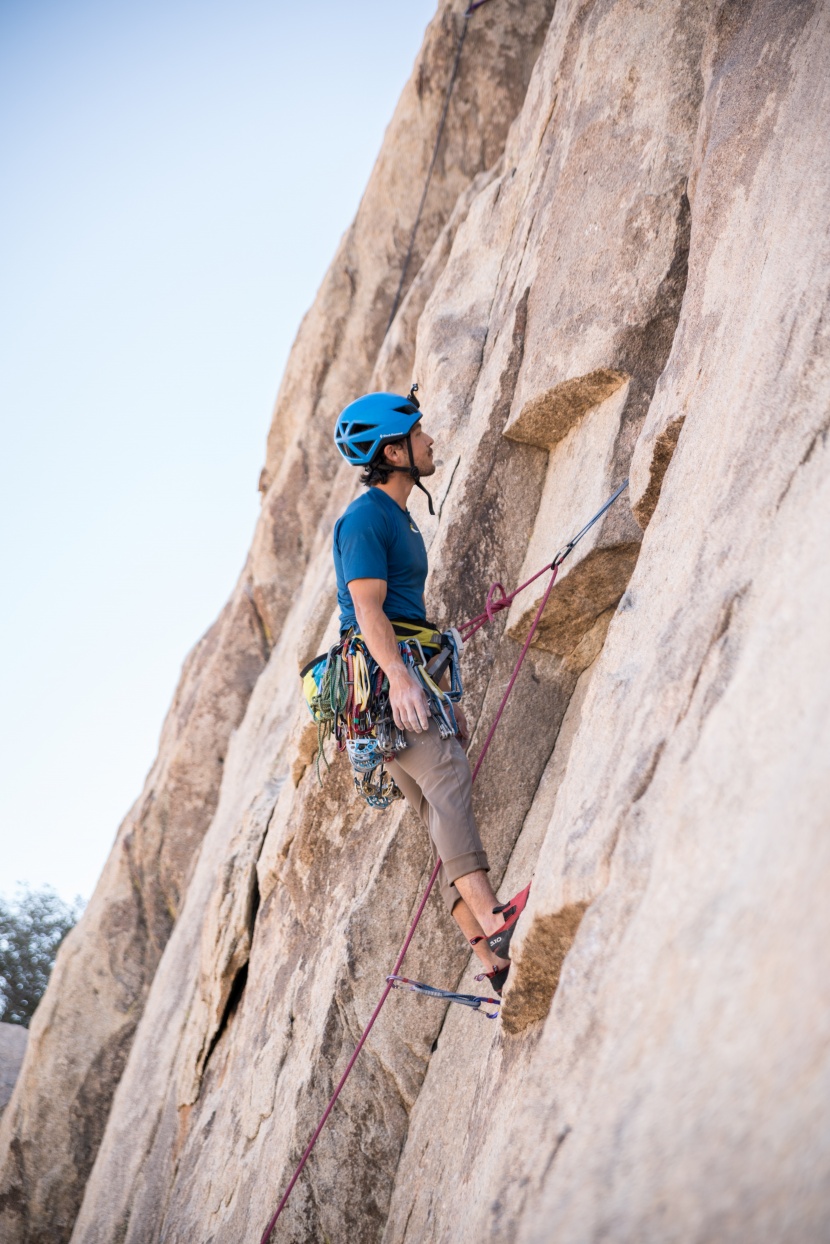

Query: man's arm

[349,578,430,733]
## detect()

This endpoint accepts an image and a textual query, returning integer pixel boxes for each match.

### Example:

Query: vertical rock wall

[4,0,829,1241]
[385,2,830,1240]
[0,580,269,1244]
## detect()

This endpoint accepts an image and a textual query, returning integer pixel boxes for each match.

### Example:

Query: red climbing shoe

[485,883,531,961]
[476,962,510,996]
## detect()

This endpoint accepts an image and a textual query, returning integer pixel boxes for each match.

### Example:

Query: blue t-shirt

[333,487,429,632]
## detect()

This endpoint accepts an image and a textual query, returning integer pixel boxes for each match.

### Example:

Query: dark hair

[359,438,404,487]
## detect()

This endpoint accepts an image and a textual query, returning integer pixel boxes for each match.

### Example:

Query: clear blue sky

[0,0,436,905]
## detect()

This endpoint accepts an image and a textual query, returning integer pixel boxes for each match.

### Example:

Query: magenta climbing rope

[260,479,629,1242]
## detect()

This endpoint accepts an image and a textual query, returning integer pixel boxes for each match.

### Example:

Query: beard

[418,453,437,478]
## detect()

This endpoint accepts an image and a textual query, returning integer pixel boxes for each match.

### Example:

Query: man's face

[409,421,435,476]
[385,421,435,476]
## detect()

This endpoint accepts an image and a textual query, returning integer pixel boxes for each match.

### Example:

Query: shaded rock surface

[3,0,830,1241]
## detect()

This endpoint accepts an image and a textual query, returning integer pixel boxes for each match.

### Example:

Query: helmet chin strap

[390,432,435,515]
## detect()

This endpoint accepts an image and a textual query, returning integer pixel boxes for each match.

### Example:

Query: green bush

[0,887,84,1027]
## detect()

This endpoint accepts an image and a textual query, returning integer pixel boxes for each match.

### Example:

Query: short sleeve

[337,506,390,584]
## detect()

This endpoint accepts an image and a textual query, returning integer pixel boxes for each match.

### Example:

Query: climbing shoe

[476,963,510,996]
[485,883,531,961]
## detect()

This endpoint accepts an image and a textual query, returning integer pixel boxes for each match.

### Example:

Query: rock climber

[332,387,530,994]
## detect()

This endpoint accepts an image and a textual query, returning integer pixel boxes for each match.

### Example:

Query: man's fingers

[390,684,430,733]
[414,692,431,731]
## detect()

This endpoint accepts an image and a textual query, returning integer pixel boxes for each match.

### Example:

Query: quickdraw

[387,974,501,1020]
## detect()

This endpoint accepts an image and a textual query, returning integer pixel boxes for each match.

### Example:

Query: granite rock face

[3,0,830,1241]
[0,579,269,1244]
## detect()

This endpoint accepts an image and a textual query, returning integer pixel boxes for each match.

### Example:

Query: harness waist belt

[356,620,443,657]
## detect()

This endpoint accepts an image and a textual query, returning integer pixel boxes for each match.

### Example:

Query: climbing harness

[302,622,464,808]
[385,0,496,335]
[265,480,629,1242]
[387,974,501,1020]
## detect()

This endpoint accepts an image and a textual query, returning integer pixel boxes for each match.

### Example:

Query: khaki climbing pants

[386,719,489,913]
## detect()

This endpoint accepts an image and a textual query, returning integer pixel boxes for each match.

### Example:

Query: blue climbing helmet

[334,386,421,466]
[334,384,434,513]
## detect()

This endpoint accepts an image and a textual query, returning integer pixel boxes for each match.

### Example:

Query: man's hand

[349,577,430,734]
[388,669,430,734]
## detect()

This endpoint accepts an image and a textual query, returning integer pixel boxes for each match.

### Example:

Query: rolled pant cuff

[441,850,490,912]
[443,850,490,887]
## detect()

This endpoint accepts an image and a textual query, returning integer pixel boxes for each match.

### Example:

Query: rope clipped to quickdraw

[387,974,500,1019]
[458,479,630,642]
[385,0,495,334]
[266,480,629,1242]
